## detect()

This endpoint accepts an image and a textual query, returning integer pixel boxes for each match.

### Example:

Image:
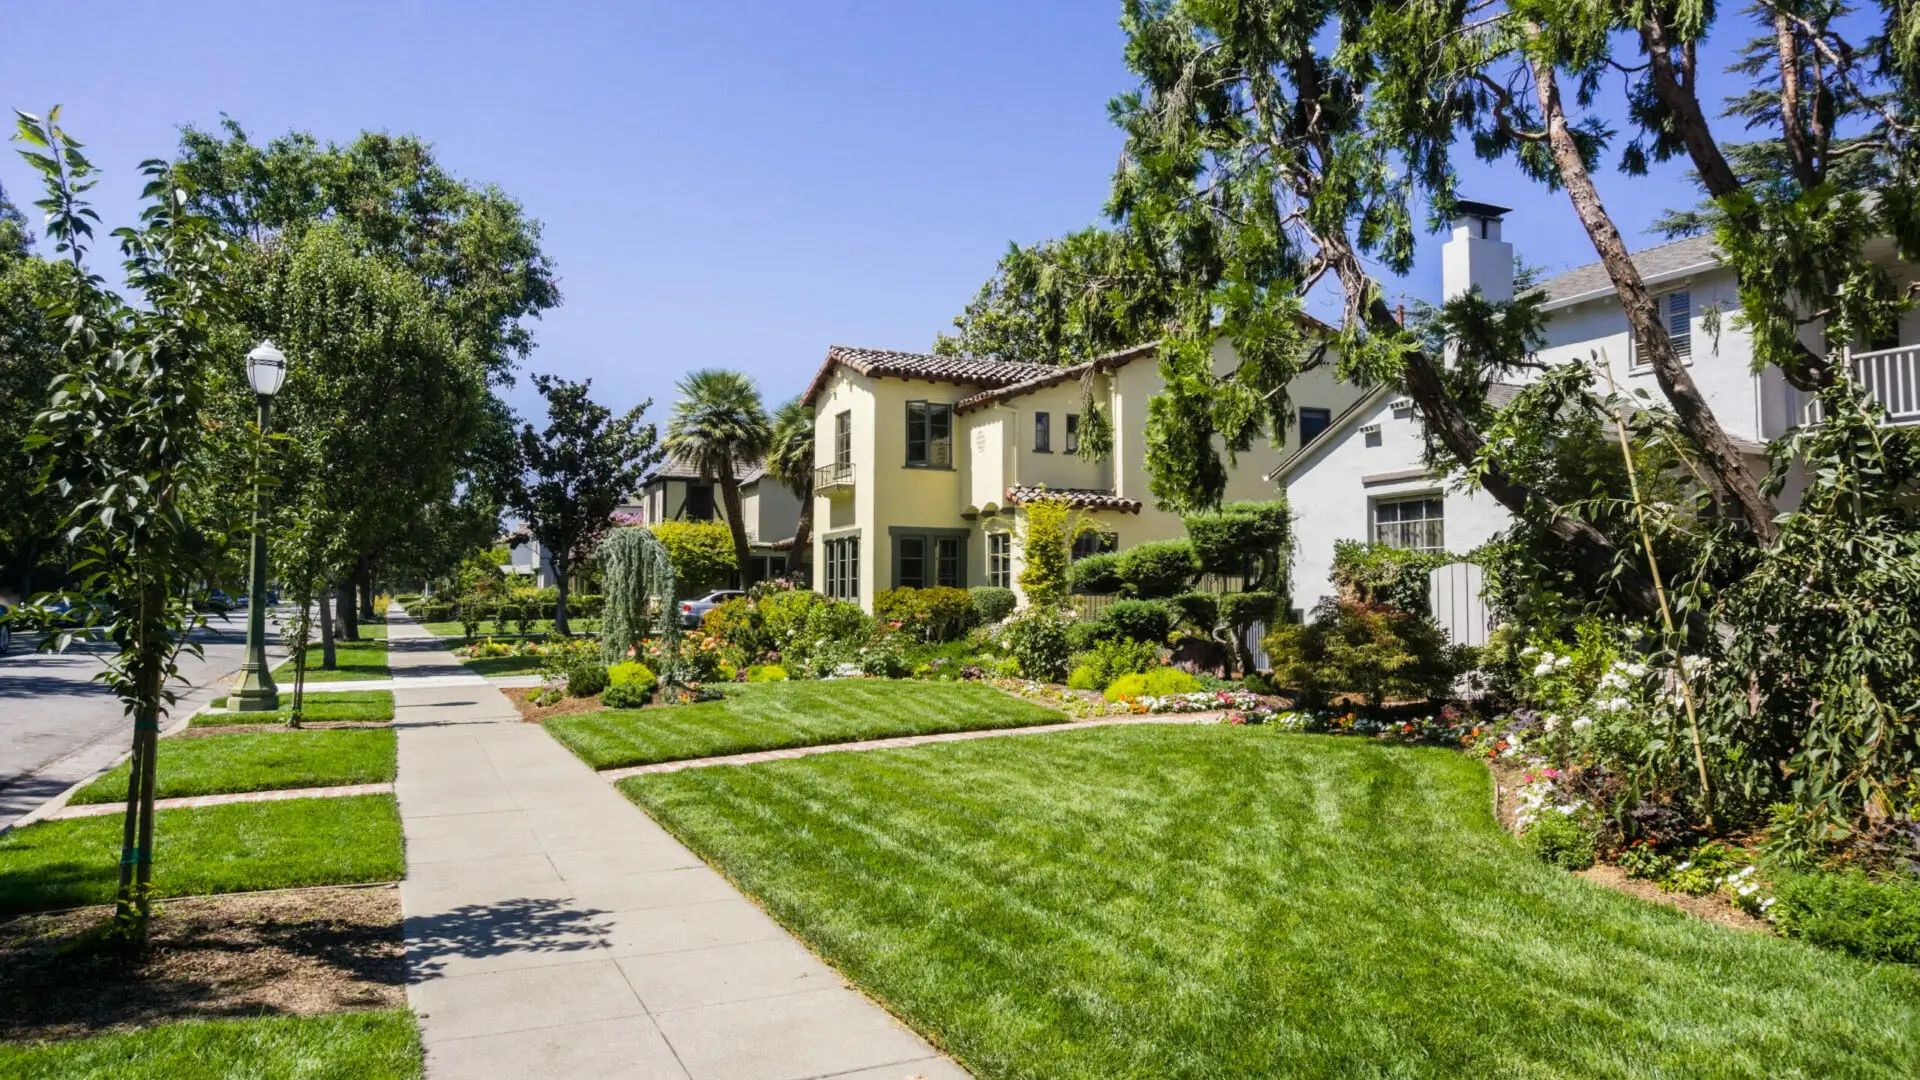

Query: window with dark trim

[834,411,852,466]
[824,536,860,600]
[987,533,1011,588]
[1373,495,1445,552]
[1034,412,1052,453]
[898,536,926,589]
[905,401,953,467]
[891,529,966,589]
[682,484,715,520]
[1299,407,1332,445]
[1065,414,1080,454]
[1071,531,1117,560]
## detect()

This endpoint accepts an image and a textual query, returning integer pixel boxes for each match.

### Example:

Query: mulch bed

[504,685,608,724]
[175,722,392,738]
[0,884,404,1042]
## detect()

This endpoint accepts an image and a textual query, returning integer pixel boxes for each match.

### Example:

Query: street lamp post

[230,341,287,712]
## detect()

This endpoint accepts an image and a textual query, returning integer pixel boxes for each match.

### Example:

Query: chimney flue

[1441,199,1514,305]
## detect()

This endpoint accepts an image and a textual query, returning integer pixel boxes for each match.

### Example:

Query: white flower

[1624,662,1648,678]
[1554,654,1573,670]
[1571,715,1594,732]
[1520,645,1540,657]
[1532,661,1554,677]
[1543,714,1561,732]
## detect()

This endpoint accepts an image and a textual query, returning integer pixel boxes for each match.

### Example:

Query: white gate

[1429,561,1494,647]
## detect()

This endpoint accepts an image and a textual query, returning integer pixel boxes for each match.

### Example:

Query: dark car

[0,603,11,655]
[679,589,746,629]
[200,589,237,613]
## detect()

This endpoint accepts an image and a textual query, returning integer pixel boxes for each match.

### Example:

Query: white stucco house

[1273,200,1920,626]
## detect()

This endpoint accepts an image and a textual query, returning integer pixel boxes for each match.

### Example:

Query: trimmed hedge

[1773,871,1920,964]
[1118,540,1200,599]
[969,586,1017,625]
[1105,599,1173,644]
[1070,553,1125,595]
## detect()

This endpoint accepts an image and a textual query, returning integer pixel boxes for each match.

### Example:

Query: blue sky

[2,1,1716,422]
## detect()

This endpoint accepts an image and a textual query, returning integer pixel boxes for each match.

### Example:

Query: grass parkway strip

[49,784,395,820]
[67,728,397,805]
[0,795,405,916]
[272,639,390,684]
[545,679,1066,770]
[620,723,1920,1080]
[194,690,395,726]
[0,1009,421,1080]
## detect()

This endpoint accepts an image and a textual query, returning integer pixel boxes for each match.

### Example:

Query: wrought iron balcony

[1801,344,1920,426]
[814,461,856,496]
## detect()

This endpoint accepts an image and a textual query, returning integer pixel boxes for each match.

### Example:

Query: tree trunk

[114,577,167,944]
[358,563,375,620]
[17,536,37,602]
[553,551,572,636]
[785,482,814,578]
[1527,44,1781,546]
[717,461,753,587]
[320,589,337,670]
[337,581,358,641]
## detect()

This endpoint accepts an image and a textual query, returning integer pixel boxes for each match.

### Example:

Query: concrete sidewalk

[389,614,968,1080]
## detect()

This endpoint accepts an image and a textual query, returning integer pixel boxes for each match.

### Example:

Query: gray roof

[647,450,763,484]
[1530,234,1720,306]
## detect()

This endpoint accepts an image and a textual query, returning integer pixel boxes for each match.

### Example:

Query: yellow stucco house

[800,339,1361,610]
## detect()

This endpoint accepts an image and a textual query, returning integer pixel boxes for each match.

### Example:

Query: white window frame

[1630,289,1692,370]
[1372,494,1445,553]
[987,532,1012,589]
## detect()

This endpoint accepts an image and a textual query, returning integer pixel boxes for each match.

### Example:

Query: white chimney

[1441,200,1513,304]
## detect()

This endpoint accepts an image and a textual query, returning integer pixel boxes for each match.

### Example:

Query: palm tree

[766,397,816,579]
[664,369,771,585]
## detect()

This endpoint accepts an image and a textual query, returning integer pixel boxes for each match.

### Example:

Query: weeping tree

[598,525,677,682]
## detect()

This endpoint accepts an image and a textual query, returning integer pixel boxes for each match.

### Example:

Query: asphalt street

[0,610,286,829]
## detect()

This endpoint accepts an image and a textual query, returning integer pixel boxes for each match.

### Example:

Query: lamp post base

[229,664,280,712]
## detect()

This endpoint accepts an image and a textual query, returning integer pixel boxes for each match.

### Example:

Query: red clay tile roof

[954,342,1162,412]
[1004,486,1142,514]
[800,345,1058,406]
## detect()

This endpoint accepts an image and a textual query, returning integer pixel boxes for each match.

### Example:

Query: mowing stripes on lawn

[547,680,1065,769]
[194,690,395,726]
[620,725,1920,1080]
[68,728,396,805]
[0,1009,421,1080]
[0,795,404,916]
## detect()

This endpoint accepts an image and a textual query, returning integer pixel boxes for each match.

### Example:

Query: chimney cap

[1452,199,1512,220]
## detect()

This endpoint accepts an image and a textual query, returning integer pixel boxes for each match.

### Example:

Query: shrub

[804,599,873,648]
[969,586,1016,625]
[746,663,788,682]
[1330,539,1450,613]
[1066,665,1100,690]
[857,635,912,678]
[1167,592,1219,631]
[1066,617,1116,652]
[372,594,392,618]
[702,597,763,653]
[762,588,831,647]
[608,660,657,694]
[1105,599,1173,644]
[1070,638,1162,691]
[601,681,650,708]
[875,586,973,641]
[1118,540,1200,599]
[1523,812,1597,870]
[1263,598,1461,707]
[1015,500,1092,610]
[1070,553,1125,595]
[1242,670,1276,694]
[1005,610,1073,682]
[652,520,737,594]
[565,663,609,699]
[1772,871,1920,963]
[1184,500,1292,591]
[1219,591,1280,631]
[1103,668,1201,701]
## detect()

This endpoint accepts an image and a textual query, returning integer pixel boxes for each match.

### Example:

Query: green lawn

[424,618,601,638]
[69,729,396,805]
[0,1009,420,1079]
[272,639,389,683]
[548,680,1064,769]
[195,691,394,727]
[621,725,1920,1079]
[460,654,546,677]
[0,795,404,916]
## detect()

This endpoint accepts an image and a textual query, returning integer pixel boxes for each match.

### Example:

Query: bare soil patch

[504,684,606,723]
[174,721,391,738]
[0,884,403,1042]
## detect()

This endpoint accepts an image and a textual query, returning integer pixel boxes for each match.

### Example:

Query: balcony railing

[814,461,856,496]
[1801,344,1920,427]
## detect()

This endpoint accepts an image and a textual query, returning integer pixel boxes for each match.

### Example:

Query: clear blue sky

[2,1,1712,422]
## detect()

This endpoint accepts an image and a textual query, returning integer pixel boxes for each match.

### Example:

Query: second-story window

[1065,414,1080,454]
[1299,407,1332,444]
[1034,411,1052,453]
[834,410,852,466]
[1632,290,1691,368]
[683,484,715,520]
[905,402,952,467]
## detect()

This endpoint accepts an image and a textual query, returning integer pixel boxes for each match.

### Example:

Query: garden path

[600,712,1225,780]
[387,609,969,1080]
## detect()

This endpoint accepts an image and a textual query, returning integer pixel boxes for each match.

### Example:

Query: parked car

[679,589,745,629]
[200,589,236,613]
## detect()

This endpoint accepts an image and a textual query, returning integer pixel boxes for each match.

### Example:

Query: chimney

[1441,200,1514,304]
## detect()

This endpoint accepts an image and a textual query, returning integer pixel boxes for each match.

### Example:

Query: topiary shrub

[1070,552,1125,595]
[1772,871,1920,963]
[1523,812,1597,870]
[969,586,1016,625]
[1103,667,1201,701]
[1105,599,1174,644]
[1118,540,1200,599]
[601,679,651,709]
[1168,592,1219,631]
[1184,500,1292,593]
[1066,616,1116,652]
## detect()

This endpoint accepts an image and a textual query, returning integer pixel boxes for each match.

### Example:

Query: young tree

[765,396,815,578]
[663,369,771,583]
[505,375,661,634]
[17,109,236,940]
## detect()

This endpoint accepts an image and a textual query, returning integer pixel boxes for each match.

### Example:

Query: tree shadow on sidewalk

[405,896,611,980]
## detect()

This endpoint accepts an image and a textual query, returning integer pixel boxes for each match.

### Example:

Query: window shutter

[1667,291,1691,359]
